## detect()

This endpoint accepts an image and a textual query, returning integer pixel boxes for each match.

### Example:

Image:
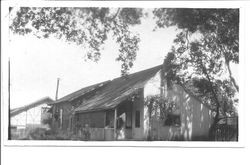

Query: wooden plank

[114,108,117,140]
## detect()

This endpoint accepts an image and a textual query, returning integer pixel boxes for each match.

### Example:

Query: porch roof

[74,65,162,113]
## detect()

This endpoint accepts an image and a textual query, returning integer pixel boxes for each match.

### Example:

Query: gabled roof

[74,65,162,113]
[51,64,212,114]
[11,97,53,117]
[51,81,110,104]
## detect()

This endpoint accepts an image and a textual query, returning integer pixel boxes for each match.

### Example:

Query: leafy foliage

[154,8,239,52]
[10,7,143,75]
[154,8,239,121]
[144,95,178,121]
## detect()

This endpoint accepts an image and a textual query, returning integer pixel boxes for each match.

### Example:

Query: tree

[154,8,239,91]
[10,7,144,75]
[153,9,239,136]
[10,8,239,137]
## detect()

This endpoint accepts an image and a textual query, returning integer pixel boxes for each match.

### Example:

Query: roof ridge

[110,64,162,81]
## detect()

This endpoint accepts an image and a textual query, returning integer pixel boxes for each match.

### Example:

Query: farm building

[50,64,214,141]
[10,97,53,139]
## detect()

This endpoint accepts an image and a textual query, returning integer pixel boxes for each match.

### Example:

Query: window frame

[135,111,140,128]
[164,113,181,127]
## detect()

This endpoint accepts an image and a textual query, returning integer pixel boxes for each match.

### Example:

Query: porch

[74,97,144,141]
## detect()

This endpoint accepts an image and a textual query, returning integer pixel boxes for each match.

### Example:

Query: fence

[11,128,27,139]
[214,117,238,141]
[78,127,115,141]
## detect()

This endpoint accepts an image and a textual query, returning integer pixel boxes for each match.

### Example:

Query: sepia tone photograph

[5,5,239,142]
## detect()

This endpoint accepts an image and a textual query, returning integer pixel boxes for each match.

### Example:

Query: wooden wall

[76,111,105,128]
[143,70,214,141]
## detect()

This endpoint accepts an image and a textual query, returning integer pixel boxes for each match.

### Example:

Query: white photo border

[1,0,247,148]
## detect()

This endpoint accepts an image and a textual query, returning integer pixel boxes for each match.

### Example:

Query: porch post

[104,111,106,140]
[114,108,117,140]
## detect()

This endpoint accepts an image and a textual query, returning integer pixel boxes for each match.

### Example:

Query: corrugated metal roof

[74,65,162,113]
[51,81,110,104]
[11,97,53,117]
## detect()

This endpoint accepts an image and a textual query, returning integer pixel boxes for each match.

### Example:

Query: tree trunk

[226,61,239,92]
[199,59,221,140]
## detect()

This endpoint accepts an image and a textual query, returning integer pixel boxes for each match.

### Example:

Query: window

[105,110,114,128]
[69,116,72,130]
[60,109,63,128]
[54,108,60,121]
[126,110,132,128]
[164,114,181,127]
[135,111,140,128]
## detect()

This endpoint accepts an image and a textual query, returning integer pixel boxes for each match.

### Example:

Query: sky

[8,8,239,109]
[8,10,179,109]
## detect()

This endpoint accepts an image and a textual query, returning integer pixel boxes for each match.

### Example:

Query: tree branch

[221,45,239,92]
[226,61,239,92]
[110,8,121,21]
[185,30,189,49]
[198,57,221,121]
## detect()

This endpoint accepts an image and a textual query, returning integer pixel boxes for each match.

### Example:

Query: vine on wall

[144,95,178,121]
